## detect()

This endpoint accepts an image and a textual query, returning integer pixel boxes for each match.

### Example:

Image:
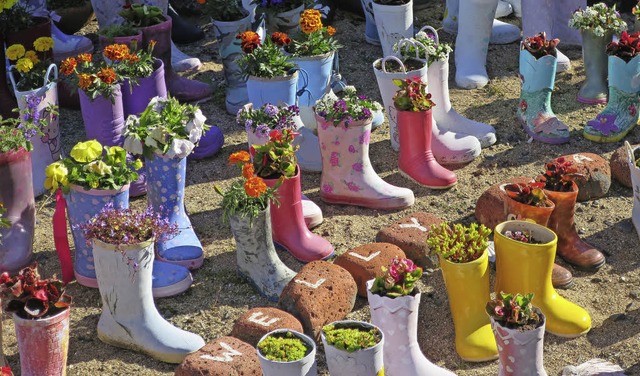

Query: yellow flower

[0,0,17,10]
[106,146,126,164]
[70,140,102,163]
[33,37,54,52]
[24,50,39,64]
[44,161,69,192]
[132,159,143,170]
[5,44,25,61]
[83,160,113,175]
[89,180,99,189]
[15,58,33,73]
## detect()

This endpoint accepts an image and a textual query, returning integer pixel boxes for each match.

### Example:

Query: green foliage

[112,42,156,83]
[486,292,541,329]
[286,28,341,57]
[258,332,309,362]
[0,204,11,244]
[119,3,165,27]
[394,31,452,66]
[98,24,140,39]
[426,222,491,263]
[237,37,296,79]
[0,1,35,37]
[252,129,298,179]
[215,179,280,224]
[322,323,381,352]
[392,77,434,112]
[0,98,52,153]
[201,0,247,22]
[370,257,422,298]
[503,182,551,207]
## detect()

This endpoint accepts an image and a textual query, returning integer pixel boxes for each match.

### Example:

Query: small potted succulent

[371,0,413,57]
[256,329,317,375]
[47,0,94,35]
[253,0,304,33]
[502,181,555,226]
[0,264,72,376]
[426,222,497,362]
[486,292,547,376]
[321,320,384,376]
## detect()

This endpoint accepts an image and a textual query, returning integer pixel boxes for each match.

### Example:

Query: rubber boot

[584,55,640,142]
[494,221,592,338]
[263,168,334,263]
[0,34,18,119]
[626,141,640,242]
[517,49,570,144]
[545,182,606,271]
[577,30,612,105]
[0,149,35,272]
[366,280,457,375]
[229,208,296,301]
[188,126,225,159]
[495,0,512,18]
[94,238,205,363]
[361,0,380,45]
[397,110,458,189]
[140,17,214,102]
[316,115,415,210]
[293,52,335,133]
[371,0,413,58]
[428,54,497,147]
[440,250,498,362]
[443,0,521,45]
[146,155,204,269]
[168,4,204,44]
[431,125,482,165]
[505,0,521,17]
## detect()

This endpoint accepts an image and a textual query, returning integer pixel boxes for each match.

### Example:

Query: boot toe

[543,297,591,338]
[432,128,482,165]
[158,245,204,270]
[167,75,214,103]
[151,261,194,298]
[189,126,224,160]
[455,70,489,90]
[489,20,521,45]
[301,196,324,229]
[552,263,574,289]
[560,247,606,271]
[556,49,571,73]
[457,324,498,362]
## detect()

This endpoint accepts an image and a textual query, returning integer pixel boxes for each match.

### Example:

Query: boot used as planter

[79,86,126,147]
[443,0,521,45]
[626,141,640,241]
[584,55,640,142]
[517,48,570,144]
[262,4,304,33]
[292,51,335,133]
[371,0,413,58]
[122,59,168,118]
[264,167,334,262]
[494,220,592,338]
[229,208,296,301]
[577,30,613,105]
[360,0,380,45]
[0,149,36,272]
[98,29,144,51]
[94,238,205,363]
[321,320,385,376]
[257,329,318,376]
[366,280,456,376]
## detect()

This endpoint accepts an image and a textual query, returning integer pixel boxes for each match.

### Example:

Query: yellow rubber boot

[440,250,498,362]
[494,221,591,338]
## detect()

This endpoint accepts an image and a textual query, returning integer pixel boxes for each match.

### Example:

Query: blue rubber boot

[189,125,224,160]
[361,0,380,45]
[146,155,204,270]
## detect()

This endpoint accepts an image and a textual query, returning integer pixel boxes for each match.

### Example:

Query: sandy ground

[3,2,640,375]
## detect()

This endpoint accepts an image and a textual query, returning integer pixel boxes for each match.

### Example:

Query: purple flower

[244,119,254,133]
[361,108,372,120]
[263,104,279,118]
[587,114,619,136]
[255,123,270,138]
[333,99,347,113]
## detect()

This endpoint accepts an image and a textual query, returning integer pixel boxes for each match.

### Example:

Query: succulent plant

[322,323,381,352]
[258,331,309,362]
[426,222,491,263]
[486,292,542,329]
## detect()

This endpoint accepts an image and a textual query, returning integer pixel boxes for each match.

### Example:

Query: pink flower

[352,162,363,172]
[359,130,371,145]
[346,182,361,192]
[629,103,637,117]
[322,184,333,193]
[348,145,356,153]
[330,152,340,167]
[494,305,505,317]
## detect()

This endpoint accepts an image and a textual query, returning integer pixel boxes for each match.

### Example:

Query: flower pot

[499,185,555,226]
[257,329,318,376]
[98,31,144,51]
[321,320,385,376]
[246,71,299,108]
[490,312,547,376]
[371,0,413,57]
[373,56,428,151]
[0,149,35,272]
[5,17,53,62]
[122,59,167,118]
[13,308,70,376]
[291,52,335,131]
[79,85,126,147]
[264,5,304,33]
[577,30,613,105]
[65,184,129,287]
[54,1,95,34]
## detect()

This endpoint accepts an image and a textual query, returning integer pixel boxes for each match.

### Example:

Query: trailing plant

[426,222,491,263]
[98,24,140,39]
[522,32,559,59]
[123,96,209,159]
[44,140,141,193]
[568,3,626,37]
[503,182,551,207]
[536,157,581,192]
[606,31,640,63]
[108,42,156,84]
[392,76,435,112]
[369,257,422,298]
[46,0,88,9]
[486,292,542,330]
[236,102,299,137]
[502,229,542,244]
[0,263,72,319]
[394,30,452,66]
[236,31,296,78]
[0,0,35,37]
[199,0,247,22]
[322,323,382,352]
[314,86,382,126]
[258,331,309,362]
[252,128,299,179]
[59,51,121,101]
[0,95,51,153]
[119,2,165,27]
[6,37,56,92]
[215,150,281,224]
[285,9,341,57]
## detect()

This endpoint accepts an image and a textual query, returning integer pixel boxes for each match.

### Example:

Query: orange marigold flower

[271,32,291,46]
[60,57,77,76]
[103,43,130,61]
[24,50,39,64]
[76,53,92,63]
[242,163,255,179]
[326,26,336,36]
[228,150,251,165]
[237,31,261,54]
[125,53,140,63]
[97,67,117,84]
[300,9,322,34]
[78,73,96,90]
[244,176,267,198]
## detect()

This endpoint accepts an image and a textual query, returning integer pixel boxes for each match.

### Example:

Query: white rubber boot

[94,239,205,363]
[432,119,482,165]
[522,0,573,72]
[505,0,521,17]
[443,0,520,45]
[626,141,640,241]
[495,0,512,18]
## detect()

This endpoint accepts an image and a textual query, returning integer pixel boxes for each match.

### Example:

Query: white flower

[192,109,206,130]
[165,138,195,159]
[125,114,139,130]
[186,122,203,143]
[145,135,159,150]
[149,127,169,143]
[148,96,165,113]
[123,135,143,155]
[343,85,357,95]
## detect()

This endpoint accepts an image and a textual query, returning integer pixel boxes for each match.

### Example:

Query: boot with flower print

[584,55,640,143]
[517,49,569,144]
[625,141,640,242]
[316,115,415,210]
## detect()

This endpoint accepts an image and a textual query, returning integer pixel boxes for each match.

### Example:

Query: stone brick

[375,212,443,267]
[175,336,261,376]
[474,176,534,230]
[278,261,357,340]
[610,144,637,189]
[334,243,406,297]
[553,153,610,201]
[230,307,304,347]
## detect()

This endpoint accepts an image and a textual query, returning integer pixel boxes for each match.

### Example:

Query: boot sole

[583,125,636,143]
[519,118,569,145]
[399,169,458,190]
[560,257,606,272]
[156,253,204,270]
[273,241,335,263]
[553,278,574,290]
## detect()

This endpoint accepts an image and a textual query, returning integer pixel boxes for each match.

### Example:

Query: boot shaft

[581,30,612,78]
[520,51,557,93]
[246,72,299,108]
[79,86,126,147]
[490,315,547,376]
[145,155,187,221]
[367,283,420,344]
[141,18,173,74]
[0,149,35,217]
[291,52,335,107]
[544,185,578,235]
[608,55,640,94]
[396,110,431,161]
[427,56,453,114]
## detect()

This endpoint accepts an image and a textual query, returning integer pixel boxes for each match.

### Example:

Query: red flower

[269,129,282,142]
[271,32,291,46]
[519,99,528,113]
[237,31,261,54]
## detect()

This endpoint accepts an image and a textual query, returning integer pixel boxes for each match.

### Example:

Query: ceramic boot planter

[545,182,606,271]
[517,50,570,144]
[360,0,380,45]
[292,52,335,133]
[626,141,640,241]
[212,15,252,115]
[443,0,521,45]
[146,155,204,269]
[257,329,318,376]
[9,64,62,197]
[366,280,456,376]
[577,30,612,105]
[264,168,334,262]
[0,149,35,272]
[494,221,592,338]
[13,308,70,376]
[321,320,385,376]
[490,312,547,376]
[584,55,640,142]
[79,86,126,146]
[230,208,296,301]
[439,250,498,362]
[94,238,205,363]
[316,115,415,210]
[371,0,414,58]
[397,109,458,189]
